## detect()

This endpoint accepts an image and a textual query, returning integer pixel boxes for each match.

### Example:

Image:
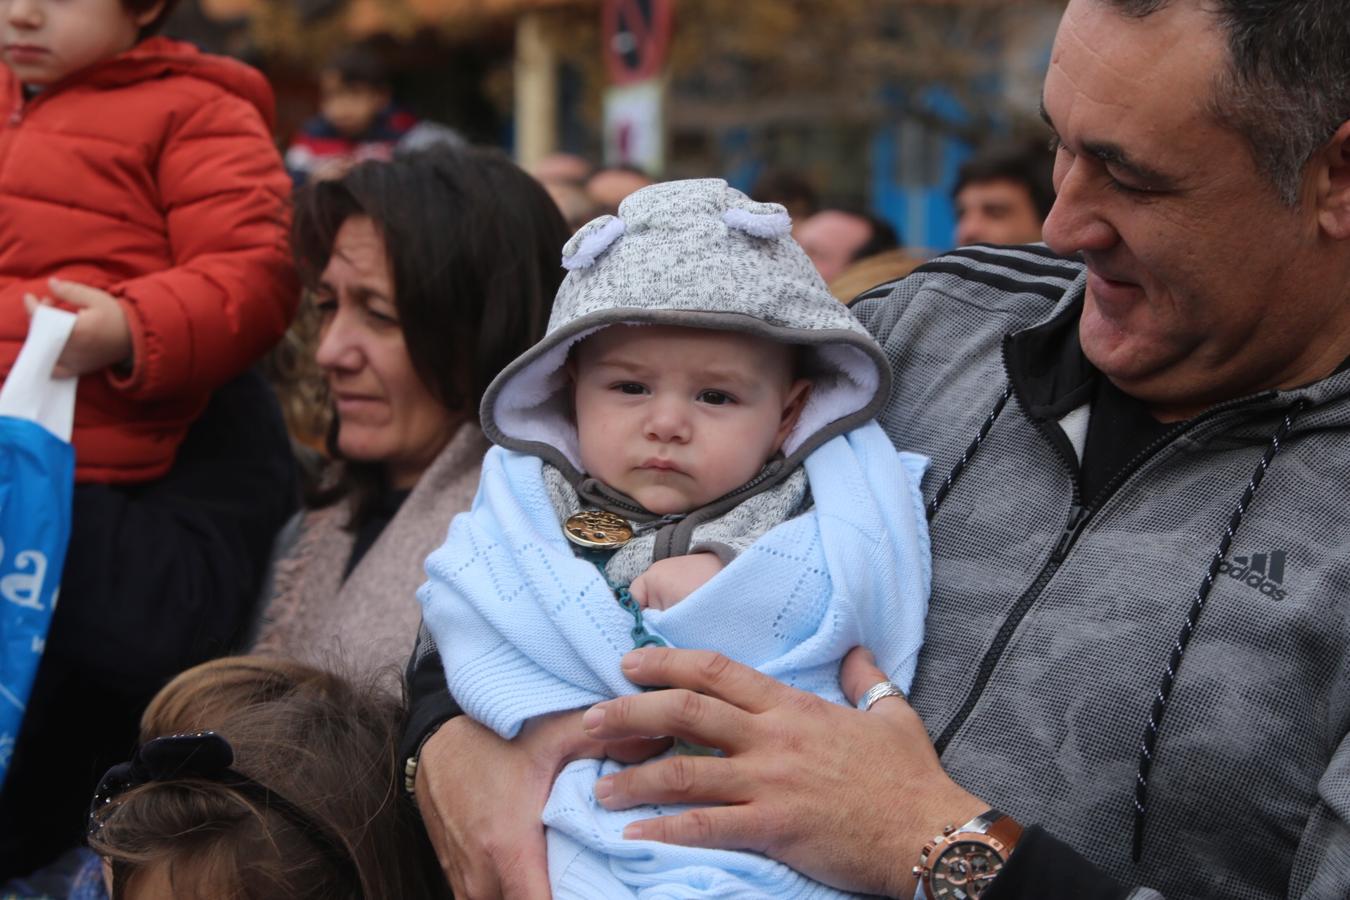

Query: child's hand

[630,552,725,611]
[24,278,132,377]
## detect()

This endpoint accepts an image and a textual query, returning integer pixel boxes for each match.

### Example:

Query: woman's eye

[312,297,337,318]
[698,390,733,406]
[366,306,399,325]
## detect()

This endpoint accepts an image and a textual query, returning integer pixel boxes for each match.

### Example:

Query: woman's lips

[333,394,385,415]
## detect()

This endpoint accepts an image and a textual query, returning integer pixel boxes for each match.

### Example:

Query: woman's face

[313,216,461,489]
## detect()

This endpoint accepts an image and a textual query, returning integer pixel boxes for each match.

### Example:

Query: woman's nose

[314,309,363,372]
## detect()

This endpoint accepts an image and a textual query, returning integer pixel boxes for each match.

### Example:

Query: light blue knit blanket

[419,421,930,899]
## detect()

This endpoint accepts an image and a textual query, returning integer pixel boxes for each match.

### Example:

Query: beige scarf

[254,423,490,686]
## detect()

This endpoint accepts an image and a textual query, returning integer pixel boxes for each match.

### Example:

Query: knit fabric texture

[480,178,891,481]
[255,423,490,685]
[419,421,930,898]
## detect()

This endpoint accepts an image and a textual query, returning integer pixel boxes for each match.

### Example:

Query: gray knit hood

[480,178,890,488]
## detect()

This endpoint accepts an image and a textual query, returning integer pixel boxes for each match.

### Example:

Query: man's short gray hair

[1105,0,1350,206]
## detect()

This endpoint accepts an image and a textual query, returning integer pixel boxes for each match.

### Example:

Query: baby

[420,179,930,898]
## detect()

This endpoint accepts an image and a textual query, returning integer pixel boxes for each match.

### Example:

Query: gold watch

[913,809,1023,899]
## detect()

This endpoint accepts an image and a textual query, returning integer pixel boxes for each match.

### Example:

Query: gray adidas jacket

[853,244,1350,899]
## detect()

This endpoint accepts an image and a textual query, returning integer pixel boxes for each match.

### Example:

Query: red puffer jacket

[0,38,298,483]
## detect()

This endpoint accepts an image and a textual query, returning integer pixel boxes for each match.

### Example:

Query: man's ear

[773,378,813,452]
[1316,120,1350,240]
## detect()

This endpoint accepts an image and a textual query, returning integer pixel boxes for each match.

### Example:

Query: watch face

[929,840,1003,899]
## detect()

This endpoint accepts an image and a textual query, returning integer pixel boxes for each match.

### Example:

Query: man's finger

[583,687,757,752]
[605,734,673,764]
[621,805,768,854]
[619,647,790,714]
[595,753,749,811]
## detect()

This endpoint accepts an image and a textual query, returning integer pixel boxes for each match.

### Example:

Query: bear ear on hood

[561,215,627,271]
[722,206,792,239]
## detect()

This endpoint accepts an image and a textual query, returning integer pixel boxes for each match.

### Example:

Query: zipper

[931,360,1282,755]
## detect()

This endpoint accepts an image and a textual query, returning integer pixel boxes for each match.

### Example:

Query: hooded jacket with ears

[0,37,297,483]
[480,178,890,511]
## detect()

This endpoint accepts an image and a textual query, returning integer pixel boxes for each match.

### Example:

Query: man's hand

[415,711,669,899]
[25,278,132,377]
[581,646,987,898]
[629,553,724,611]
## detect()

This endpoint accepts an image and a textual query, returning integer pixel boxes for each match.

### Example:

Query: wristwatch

[912,809,1023,899]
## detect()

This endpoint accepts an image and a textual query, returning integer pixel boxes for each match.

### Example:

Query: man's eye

[1104,173,1156,197]
[698,390,733,406]
[615,383,647,395]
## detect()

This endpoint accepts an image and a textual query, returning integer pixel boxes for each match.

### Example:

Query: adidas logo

[1217,550,1288,601]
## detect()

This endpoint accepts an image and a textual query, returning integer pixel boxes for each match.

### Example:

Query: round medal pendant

[564,510,634,549]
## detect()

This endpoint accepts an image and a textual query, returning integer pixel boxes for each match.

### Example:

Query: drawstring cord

[926,383,1013,521]
[1131,399,1308,861]
[927,384,1310,863]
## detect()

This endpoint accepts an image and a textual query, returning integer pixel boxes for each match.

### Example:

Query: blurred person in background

[586,164,656,215]
[529,152,595,187]
[952,140,1055,247]
[796,208,901,284]
[285,45,417,185]
[827,249,921,305]
[751,169,820,234]
[252,146,566,684]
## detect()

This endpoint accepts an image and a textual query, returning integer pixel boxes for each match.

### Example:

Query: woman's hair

[87,656,447,900]
[291,145,568,524]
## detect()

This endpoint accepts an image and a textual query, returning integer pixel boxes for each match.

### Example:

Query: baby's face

[572,325,809,515]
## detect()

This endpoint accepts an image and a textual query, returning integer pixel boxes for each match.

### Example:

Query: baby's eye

[698,390,734,406]
[615,382,648,395]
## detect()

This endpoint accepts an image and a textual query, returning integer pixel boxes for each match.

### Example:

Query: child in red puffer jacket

[0,0,297,484]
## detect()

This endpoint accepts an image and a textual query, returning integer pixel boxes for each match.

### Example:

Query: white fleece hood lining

[491,322,881,473]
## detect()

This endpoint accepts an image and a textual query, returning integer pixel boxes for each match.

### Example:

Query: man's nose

[644,396,691,443]
[955,216,981,248]
[1041,157,1118,256]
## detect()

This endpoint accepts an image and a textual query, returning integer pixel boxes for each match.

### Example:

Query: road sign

[603,0,674,86]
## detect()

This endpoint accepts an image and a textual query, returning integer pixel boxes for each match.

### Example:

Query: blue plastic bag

[0,306,77,785]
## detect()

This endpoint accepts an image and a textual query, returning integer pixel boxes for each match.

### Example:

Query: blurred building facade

[167,0,1064,253]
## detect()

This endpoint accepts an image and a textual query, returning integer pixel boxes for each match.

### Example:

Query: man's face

[954,178,1043,246]
[1041,0,1349,419]
[796,211,872,283]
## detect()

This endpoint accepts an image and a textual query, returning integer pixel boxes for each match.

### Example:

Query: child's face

[319,69,389,138]
[1,0,158,87]
[572,325,810,515]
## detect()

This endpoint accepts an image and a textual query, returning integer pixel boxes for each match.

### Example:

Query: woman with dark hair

[254,146,567,680]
